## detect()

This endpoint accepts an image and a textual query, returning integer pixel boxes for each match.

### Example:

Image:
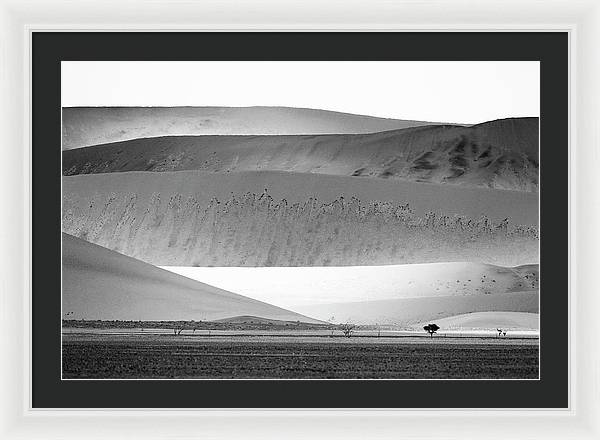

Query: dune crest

[62,106,440,149]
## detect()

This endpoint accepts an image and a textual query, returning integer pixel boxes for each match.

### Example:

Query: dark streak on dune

[63,173,538,267]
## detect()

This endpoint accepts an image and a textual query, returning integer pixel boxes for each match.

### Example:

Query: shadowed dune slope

[63,170,539,267]
[292,291,539,326]
[63,117,539,192]
[62,106,441,149]
[62,232,323,323]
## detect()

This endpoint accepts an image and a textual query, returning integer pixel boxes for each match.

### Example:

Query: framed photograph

[40,29,564,405]
[59,57,545,384]
[1,0,598,439]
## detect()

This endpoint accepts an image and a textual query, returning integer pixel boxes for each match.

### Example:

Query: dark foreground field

[62,334,539,379]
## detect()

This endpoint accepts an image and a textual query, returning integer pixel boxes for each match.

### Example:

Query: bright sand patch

[415,311,539,331]
[161,263,538,309]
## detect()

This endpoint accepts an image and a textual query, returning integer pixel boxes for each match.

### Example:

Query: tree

[340,322,356,338]
[423,323,440,338]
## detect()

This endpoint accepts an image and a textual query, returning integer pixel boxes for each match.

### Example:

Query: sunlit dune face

[160,262,538,309]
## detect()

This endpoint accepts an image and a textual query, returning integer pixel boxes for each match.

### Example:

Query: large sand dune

[63,169,539,224]
[63,170,538,267]
[62,106,440,150]
[63,117,539,192]
[292,292,539,326]
[62,232,322,323]
[161,263,539,308]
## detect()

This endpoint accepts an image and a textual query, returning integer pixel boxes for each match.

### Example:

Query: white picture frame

[1,0,598,438]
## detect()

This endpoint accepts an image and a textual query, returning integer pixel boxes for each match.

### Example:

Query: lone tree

[340,322,356,338]
[423,323,440,338]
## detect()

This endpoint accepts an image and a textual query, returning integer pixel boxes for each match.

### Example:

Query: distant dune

[62,232,322,323]
[63,117,538,192]
[415,311,539,331]
[63,170,538,267]
[62,106,440,150]
[292,291,539,326]
[213,316,320,325]
[161,262,539,309]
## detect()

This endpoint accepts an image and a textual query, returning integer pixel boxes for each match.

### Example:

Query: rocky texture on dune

[63,117,539,192]
[63,189,538,267]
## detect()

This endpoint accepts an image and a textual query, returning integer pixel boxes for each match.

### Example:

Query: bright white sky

[62,61,539,125]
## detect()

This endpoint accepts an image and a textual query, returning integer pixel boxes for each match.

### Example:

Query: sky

[62,61,539,125]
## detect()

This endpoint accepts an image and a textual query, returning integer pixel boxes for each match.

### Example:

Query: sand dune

[63,117,539,192]
[213,316,315,325]
[62,232,322,323]
[415,311,539,331]
[292,292,539,326]
[161,263,539,308]
[63,169,538,225]
[62,106,440,150]
[63,170,538,267]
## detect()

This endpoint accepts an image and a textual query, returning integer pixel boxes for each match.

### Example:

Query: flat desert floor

[62,331,539,379]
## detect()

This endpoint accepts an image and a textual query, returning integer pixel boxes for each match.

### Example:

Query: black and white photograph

[60,60,540,380]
